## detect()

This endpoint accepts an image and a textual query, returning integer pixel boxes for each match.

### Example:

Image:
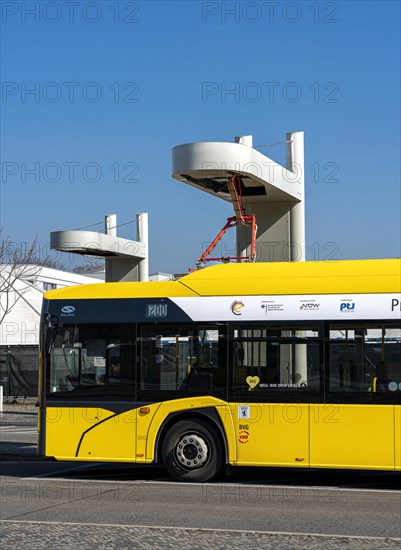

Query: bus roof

[44,259,401,300]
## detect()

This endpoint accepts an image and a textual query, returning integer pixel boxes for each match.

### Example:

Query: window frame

[228,321,325,403]
[136,322,229,402]
[45,323,137,402]
[325,319,401,404]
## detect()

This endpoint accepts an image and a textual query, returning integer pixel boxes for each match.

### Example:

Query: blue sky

[1,0,400,274]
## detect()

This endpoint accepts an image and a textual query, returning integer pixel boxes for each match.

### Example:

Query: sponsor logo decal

[391,298,400,311]
[261,300,284,314]
[231,300,244,316]
[299,300,320,311]
[340,301,355,312]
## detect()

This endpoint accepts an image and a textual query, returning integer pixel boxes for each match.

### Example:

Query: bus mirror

[45,313,58,328]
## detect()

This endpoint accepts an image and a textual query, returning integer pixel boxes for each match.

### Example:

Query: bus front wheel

[162,419,224,482]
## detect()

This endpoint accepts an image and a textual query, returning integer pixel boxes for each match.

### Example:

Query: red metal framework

[196,174,257,269]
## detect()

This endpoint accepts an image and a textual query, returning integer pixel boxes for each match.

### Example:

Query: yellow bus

[38,259,401,481]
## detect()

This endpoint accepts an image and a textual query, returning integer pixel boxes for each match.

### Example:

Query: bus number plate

[146,303,168,318]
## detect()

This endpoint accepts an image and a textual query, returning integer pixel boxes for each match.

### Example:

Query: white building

[0,265,102,347]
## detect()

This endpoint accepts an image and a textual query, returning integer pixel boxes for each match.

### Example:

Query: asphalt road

[1,421,400,548]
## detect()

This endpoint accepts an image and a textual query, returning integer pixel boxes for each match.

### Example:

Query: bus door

[135,323,229,461]
[228,325,322,467]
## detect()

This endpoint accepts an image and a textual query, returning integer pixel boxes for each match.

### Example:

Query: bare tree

[73,261,105,274]
[0,235,42,325]
[30,256,66,271]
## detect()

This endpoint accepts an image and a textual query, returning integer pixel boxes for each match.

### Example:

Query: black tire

[162,419,224,482]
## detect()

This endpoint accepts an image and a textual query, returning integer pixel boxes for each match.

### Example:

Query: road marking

[0,426,19,430]
[0,430,37,434]
[0,426,36,430]
[0,519,400,542]
[21,475,401,494]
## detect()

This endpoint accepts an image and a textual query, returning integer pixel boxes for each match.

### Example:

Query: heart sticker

[246,376,260,390]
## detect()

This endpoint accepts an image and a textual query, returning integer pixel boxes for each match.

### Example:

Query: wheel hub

[175,433,208,469]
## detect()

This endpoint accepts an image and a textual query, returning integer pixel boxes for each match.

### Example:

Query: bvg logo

[340,302,355,312]
[231,300,244,315]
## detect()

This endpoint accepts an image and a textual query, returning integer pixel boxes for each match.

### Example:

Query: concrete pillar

[237,202,290,262]
[105,214,117,237]
[286,134,307,381]
[286,131,305,261]
[137,212,149,282]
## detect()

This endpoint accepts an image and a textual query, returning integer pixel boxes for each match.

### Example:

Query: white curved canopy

[172,140,302,203]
